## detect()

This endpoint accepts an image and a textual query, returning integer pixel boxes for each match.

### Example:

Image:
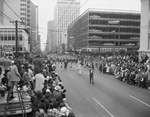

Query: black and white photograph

[0,0,150,117]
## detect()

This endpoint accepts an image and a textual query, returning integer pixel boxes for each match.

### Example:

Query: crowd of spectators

[99,55,150,89]
[0,55,75,117]
[32,71,74,117]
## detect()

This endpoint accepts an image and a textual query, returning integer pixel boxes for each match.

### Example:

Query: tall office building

[20,0,39,53]
[0,0,39,53]
[68,9,140,53]
[54,0,80,52]
[46,20,55,53]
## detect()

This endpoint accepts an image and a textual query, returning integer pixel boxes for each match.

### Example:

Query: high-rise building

[54,0,80,53]
[68,9,140,53]
[46,20,55,53]
[0,0,39,53]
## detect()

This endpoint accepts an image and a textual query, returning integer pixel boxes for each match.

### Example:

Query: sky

[31,0,141,51]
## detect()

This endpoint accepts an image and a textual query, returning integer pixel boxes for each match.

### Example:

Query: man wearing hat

[52,86,62,101]
[60,106,69,117]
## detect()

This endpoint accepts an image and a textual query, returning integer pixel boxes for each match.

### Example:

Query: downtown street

[57,63,150,117]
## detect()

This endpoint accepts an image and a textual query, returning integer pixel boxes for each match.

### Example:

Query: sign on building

[3,45,13,52]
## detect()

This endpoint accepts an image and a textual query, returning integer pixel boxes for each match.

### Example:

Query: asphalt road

[57,63,150,117]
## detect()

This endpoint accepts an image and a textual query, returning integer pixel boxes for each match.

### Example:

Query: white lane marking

[129,95,150,108]
[93,97,115,117]
[68,74,74,79]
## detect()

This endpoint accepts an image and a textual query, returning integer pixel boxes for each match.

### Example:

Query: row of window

[21,8,26,11]
[88,41,138,47]
[21,3,26,6]
[0,37,23,41]
[89,13,140,20]
[88,27,140,33]
[88,34,139,40]
[89,20,140,26]
[0,31,22,33]
[21,12,26,16]
[21,8,30,13]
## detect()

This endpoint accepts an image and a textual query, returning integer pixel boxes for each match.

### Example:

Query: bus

[0,92,32,116]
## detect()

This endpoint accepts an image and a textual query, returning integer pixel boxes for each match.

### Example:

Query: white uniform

[78,64,81,75]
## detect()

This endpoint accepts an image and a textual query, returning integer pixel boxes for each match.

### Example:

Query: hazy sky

[31,0,141,50]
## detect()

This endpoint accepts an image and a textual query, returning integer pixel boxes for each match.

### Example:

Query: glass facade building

[68,9,140,53]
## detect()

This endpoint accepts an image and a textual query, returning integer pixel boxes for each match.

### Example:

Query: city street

[57,64,150,117]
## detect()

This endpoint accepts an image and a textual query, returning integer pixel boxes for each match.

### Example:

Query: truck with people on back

[0,57,32,116]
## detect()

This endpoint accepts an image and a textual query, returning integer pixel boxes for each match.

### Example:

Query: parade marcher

[78,61,82,75]
[70,61,73,69]
[64,60,68,70]
[89,62,94,84]
[60,61,63,70]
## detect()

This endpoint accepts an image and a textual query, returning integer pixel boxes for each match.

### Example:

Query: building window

[21,8,26,11]
[21,3,26,6]
[8,37,11,41]
[13,46,15,51]
[1,37,3,40]
[19,37,22,41]
[21,12,26,16]
[5,37,7,41]
[19,47,22,51]
[27,10,30,13]
[12,37,15,40]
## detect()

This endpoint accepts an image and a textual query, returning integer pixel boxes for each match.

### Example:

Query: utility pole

[15,20,18,58]
[0,46,2,57]
[10,20,22,58]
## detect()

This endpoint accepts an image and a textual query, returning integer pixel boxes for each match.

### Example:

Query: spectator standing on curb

[33,55,43,75]
[35,70,45,92]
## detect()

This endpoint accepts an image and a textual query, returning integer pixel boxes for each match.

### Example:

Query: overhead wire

[3,0,24,23]
[3,0,26,25]
[0,11,14,22]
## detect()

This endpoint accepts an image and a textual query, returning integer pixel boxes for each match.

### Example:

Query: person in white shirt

[35,72,45,92]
